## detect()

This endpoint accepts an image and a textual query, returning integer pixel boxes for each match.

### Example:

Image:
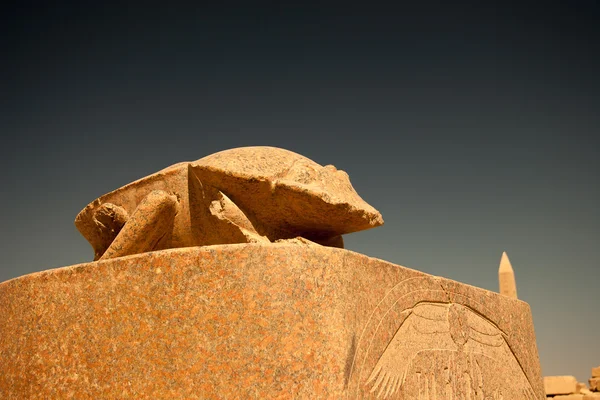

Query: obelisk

[498,251,518,299]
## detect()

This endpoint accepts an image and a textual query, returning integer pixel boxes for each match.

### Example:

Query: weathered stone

[545,375,578,395]
[100,190,179,260]
[553,395,584,400]
[81,202,129,260]
[593,366,600,378]
[75,147,383,260]
[578,382,591,393]
[590,377,600,392]
[0,244,544,399]
[584,393,600,400]
[189,147,383,239]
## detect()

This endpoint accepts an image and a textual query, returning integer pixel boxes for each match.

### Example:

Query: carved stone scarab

[75,146,384,260]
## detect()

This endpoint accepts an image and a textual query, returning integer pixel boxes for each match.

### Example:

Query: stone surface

[593,366,600,378]
[75,147,383,260]
[498,251,518,299]
[100,190,179,260]
[579,382,591,393]
[0,244,544,399]
[584,394,600,399]
[89,202,129,258]
[553,395,584,400]
[590,377,600,392]
[545,375,578,395]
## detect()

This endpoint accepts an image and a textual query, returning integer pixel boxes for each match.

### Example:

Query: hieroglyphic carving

[346,277,541,399]
[366,302,535,399]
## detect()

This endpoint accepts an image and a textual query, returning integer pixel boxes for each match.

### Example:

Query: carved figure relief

[346,277,539,399]
[366,302,536,399]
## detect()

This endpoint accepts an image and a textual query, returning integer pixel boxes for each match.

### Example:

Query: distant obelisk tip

[499,251,513,272]
[498,251,518,299]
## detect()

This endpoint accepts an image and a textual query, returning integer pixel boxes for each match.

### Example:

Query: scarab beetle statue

[75,146,384,260]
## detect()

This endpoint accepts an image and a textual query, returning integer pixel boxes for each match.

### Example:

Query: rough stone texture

[100,190,179,260]
[75,147,383,260]
[590,377,600,392]
[594,366,600,378]
[0,244,544,399]
[89,202,129,258]
[584,394,600,399]
[579,382,591,393]
[553,395,585,400]
[545,376,579,395]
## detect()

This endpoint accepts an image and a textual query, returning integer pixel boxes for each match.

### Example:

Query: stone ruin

[0,146,546,398]
[543,366,600,399]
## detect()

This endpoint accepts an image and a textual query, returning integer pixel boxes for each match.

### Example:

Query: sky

[1,2,598,385]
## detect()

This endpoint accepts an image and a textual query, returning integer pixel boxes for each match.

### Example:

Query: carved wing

[463,306,538,400]
[464,307,505,348]
[366,303,456,399]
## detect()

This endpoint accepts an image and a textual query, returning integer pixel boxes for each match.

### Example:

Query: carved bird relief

[366,302,536,399]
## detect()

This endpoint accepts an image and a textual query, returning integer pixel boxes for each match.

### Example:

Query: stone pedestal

[0,244,545,399]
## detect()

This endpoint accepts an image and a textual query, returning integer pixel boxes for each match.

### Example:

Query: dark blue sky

[1,2,598,383]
